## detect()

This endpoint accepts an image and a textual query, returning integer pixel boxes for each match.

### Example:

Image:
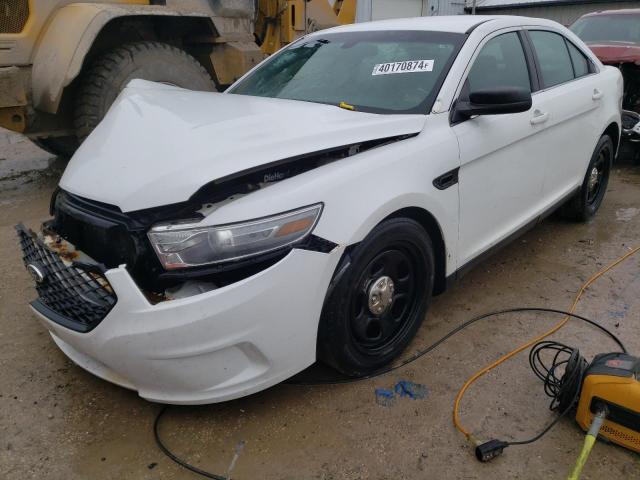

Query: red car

[572,9,640,156]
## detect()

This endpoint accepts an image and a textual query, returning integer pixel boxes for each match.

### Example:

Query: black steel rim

[349,244,424,355]
[587,145,609,206]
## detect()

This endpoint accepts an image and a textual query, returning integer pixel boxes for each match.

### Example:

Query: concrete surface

[1,128,639,479]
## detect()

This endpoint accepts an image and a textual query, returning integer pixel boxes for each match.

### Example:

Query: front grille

[52,190,166,291]
[16,225,117,333]
[54,191,139,270]
[0,0,29,34]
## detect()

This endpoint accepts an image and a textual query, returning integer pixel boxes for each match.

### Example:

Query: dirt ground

[1,129,639,480]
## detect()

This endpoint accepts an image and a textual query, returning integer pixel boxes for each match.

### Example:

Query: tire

[33,136,78,158]
[74,41,216,142]
[560,134,613,222]
[318,218,435,377]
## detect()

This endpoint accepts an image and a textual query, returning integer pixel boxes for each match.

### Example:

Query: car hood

[586,42,640,65]
[60,80,427,212]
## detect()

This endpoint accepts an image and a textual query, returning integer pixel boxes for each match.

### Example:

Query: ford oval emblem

[26,264,46,284]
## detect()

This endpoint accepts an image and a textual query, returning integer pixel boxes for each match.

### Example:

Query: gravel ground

[1,128,639,479]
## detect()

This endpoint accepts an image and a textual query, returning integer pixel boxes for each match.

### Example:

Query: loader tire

[33,136,78,159]
[74,41,216,143]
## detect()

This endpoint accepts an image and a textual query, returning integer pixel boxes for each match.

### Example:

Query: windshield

[228,30,465,114]
[571,15,640,45]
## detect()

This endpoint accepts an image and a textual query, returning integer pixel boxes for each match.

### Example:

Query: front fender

[200,116,461,276]
[31,3,209,113]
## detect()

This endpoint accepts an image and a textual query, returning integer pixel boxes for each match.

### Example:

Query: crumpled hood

[587,43,640,65]
[61,80,426,212]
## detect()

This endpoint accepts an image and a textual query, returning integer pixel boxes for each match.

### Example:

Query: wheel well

[386,207,448,295]
[54,15,218,134]
[603,122,620,157]
[82,16,217,79]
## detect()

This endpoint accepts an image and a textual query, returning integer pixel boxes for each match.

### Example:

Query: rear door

[525,29,603,207]
[452,30,546,267]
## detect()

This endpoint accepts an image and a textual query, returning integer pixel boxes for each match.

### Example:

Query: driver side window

[464,32,532,97]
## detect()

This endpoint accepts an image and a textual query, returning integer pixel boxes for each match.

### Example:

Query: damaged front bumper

[18,225,343,404]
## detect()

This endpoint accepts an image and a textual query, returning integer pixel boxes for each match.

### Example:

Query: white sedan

[18,15,622,404]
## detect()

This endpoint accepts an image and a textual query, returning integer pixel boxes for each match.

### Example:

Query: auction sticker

[372,60,434,76]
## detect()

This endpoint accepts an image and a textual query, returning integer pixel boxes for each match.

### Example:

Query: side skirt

[442,186,580,292]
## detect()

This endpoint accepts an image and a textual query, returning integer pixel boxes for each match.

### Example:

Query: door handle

[592,88,604,100]
[530,109,549,125]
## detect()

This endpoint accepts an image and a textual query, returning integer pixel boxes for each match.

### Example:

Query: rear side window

[529,31,574,88]
[467,32,531,92]
[566,41,591,78]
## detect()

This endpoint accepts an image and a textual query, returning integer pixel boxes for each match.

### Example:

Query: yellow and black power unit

[575,352,640,453]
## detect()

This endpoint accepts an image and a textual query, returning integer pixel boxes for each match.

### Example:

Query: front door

[452,30,546,267]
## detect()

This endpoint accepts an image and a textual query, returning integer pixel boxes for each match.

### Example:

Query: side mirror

[453,86,532,122]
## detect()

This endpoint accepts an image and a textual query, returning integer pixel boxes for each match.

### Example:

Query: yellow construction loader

[0,0,356,156]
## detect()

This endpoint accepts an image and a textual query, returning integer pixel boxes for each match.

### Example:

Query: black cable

[154,406,227,480]
[154,307,626,477]
[289,307,626,385]
[506,341,589,447]
[529,341,588,412]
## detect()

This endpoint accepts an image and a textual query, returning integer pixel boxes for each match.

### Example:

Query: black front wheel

[318,218,435,377]
[560,134,613,222]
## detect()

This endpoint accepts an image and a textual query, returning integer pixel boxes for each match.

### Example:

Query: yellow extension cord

[452,244,640,440]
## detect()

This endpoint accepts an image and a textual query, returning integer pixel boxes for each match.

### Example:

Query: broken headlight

[148,204,322,270]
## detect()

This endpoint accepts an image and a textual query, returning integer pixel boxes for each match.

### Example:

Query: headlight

[148,204,323,270]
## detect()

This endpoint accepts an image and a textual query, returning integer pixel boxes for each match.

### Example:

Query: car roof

[582,8,640,17]
[314,15,560,35]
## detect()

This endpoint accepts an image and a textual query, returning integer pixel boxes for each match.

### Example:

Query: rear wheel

[74,41,216,143]
[318,218,435,377]
[560,134,613,222]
